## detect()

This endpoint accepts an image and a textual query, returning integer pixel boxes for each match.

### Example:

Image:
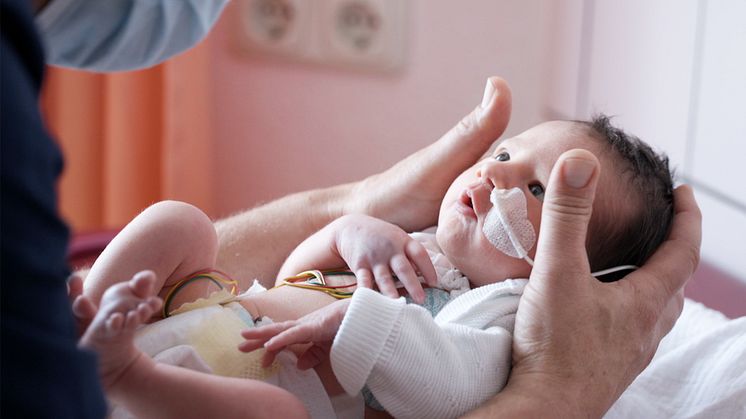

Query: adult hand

[345,77,512,232]
[216,77,511,288]
[463,149,702,417]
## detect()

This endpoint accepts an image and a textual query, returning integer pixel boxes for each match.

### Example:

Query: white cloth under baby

[605,300,746,418]
[109,299,340,419]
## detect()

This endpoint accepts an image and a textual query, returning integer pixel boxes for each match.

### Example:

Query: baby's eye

[529,183,545,201]
[495,152,510,161]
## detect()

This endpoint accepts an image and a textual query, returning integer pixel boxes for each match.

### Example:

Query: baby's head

[437,115,674,286]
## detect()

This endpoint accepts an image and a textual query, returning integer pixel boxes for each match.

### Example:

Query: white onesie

[331,230,527,419]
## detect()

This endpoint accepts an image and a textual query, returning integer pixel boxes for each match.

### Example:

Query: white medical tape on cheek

[482,188,537,260]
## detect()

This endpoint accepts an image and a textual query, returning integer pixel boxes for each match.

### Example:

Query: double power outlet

[237,0,408,72]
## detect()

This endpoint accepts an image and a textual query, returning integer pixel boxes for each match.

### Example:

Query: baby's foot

[79,270,162,389]
[68,272,97,337]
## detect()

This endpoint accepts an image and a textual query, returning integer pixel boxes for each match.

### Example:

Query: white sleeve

[331,281,526,419]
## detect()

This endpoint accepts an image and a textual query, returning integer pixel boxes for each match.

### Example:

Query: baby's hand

[333,214,437,303]
[239,299,352,370]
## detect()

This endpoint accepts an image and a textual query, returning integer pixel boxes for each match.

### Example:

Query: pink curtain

[41,41,215,233]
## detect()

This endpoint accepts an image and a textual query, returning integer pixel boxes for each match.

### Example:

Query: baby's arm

[242,282,525,419]
[278,214,437,303]
[332,284,525,419]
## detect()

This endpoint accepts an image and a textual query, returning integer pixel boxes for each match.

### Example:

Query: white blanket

[111,297,745,418]
[606,299,746,418]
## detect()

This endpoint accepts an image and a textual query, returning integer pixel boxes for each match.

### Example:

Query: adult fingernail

[481,78,496,109]
[563,158,595,188]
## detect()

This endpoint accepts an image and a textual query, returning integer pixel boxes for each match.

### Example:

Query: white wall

[208,0,554,212]
[544,0,746,282]
[207,0,745,281]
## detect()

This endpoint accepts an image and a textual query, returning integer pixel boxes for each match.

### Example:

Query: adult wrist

[316,181,356,223]
[462,372,599,418]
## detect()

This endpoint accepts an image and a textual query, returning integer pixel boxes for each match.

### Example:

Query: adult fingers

[531,149,600,285]
[415,78,512,185]
[394,77,512,198]
[630,185,702,299]
[439,77,512,162]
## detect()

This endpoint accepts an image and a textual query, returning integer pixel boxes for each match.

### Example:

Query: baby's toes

[72,295,98,321]
[123,310,143,332]
[129,270,157,299]
[135,298,160,323]
[105,312,125,336]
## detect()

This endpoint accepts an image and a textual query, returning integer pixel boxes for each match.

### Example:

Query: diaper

[135,301,278,380]
[111,286,344,419]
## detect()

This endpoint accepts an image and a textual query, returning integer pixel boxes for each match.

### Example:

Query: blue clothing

[1,0,106,416]
[36,0,228,72]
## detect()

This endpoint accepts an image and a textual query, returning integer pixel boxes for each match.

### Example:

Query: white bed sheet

[606,299,746,418]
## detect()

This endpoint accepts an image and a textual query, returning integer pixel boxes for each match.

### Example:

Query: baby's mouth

[460,189,474,209]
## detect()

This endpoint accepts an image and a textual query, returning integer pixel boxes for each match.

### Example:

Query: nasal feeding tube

[482,187,637,277]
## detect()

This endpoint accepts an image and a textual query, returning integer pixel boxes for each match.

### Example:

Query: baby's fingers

[406,240,437,288]
[355,268,374,290]
[297,343,331,370]
[261,349,280,368]
[264,323,317,352]
[390,254,425,304]
[373,264,399,298]
[239,321,297,352]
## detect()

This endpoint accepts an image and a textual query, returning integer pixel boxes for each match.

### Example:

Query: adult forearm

[215,77,513,292]
[214,183,353,289]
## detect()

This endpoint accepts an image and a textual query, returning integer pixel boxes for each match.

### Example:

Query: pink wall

[206,0,556,218]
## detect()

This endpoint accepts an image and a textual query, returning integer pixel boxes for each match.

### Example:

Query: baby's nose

[477,160,511,190]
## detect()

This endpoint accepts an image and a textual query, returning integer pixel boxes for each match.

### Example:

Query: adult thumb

[531,149,600,282]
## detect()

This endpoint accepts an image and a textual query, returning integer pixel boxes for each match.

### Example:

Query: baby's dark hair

[577,114,675,281]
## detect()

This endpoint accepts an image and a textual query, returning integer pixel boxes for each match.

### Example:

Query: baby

[77,115,674,418]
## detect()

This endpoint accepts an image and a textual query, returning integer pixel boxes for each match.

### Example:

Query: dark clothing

[1,0,106,416]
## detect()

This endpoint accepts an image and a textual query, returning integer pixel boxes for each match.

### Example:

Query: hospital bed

[68,231,746,418]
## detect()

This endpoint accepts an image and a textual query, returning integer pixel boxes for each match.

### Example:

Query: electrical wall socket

[238,0,311,57]
[319,0,407,71]
[236,0,407,72]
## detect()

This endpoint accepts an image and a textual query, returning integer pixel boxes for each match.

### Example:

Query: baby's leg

[83,201,221,313]
[81,271,309,418]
